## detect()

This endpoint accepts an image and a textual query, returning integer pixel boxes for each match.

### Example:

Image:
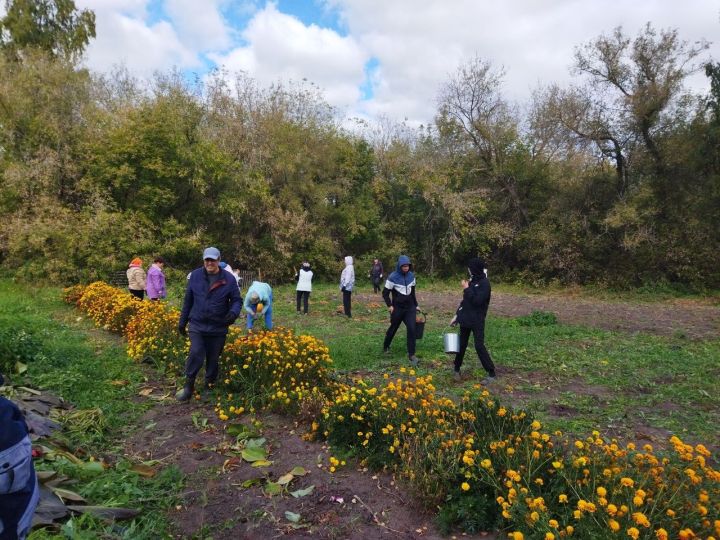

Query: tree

[0,0,95,61]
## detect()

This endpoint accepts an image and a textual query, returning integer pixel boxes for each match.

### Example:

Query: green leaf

[241,446,267,462]
[240,478,262,488]
[245,437,266,448]
[285,511,301,523]
[251,460,273,468]
[51,487,86,503]
[290,466,308,476]
[290,485,315,498]
[264,481,282,496]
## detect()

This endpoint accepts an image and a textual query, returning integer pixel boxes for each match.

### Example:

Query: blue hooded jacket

[382,255,417,308]
[180,267,242,335]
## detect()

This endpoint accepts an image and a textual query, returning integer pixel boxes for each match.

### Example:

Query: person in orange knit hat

[126,257,146,300]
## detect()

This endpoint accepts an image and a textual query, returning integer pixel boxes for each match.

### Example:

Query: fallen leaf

[290,485,315,498]
[238,478,262,488]
[244,437,266,448]
[110,380,129,386]
[138,388,153,396]
[51,487,86,503]
[251,460,273,468]
[285,511,301,523]
[67,505,140,520]
[130,463,157,477]
[264,481,282,496]
[241,446,267,462]
[277,473,294,485]
[290,466,308,476]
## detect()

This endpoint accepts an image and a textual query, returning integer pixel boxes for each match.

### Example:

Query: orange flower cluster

[69,281,189,372]
[215,327,337,418]
[322,373,720,538]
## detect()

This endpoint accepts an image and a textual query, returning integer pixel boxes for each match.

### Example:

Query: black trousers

[454,325,495,376]
[184,331,227,384]
[342,290,352,317]
[383,305,416,356]
[296,290,310,313]
[372,278,381,294]
[129,289,144,300]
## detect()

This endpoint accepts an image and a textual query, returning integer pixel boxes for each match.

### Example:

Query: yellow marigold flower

[620,477,634,488]
[573,510,582,519]
[497,407,507,417]
[666,509,675,518]
[559,494,568,503]
[531,420,541,430]
[510,532,523,540]
[655,529,668,540]
[545,534,555,540]
[632,512,650,528]
[627,527,640,540]
[552,461,563,469]
[633,496,644,506]
[565,525,574,536]
[609,519,620,532]
[530,511,539,522]
[548,519,559,529]
[461,482,470,491]
[481,459,492,469]
[596,486,607,498]
[574,440,584,449]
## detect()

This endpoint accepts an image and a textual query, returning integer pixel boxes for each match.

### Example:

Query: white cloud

[209,2,367,111]
[328,0,720,125]
[77,0,199,77]
[165,0,231,52]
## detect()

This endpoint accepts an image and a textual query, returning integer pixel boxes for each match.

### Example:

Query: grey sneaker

[409,355,419,367]
[480,375,496,385]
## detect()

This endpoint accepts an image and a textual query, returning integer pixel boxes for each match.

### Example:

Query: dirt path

[356,291,720,340]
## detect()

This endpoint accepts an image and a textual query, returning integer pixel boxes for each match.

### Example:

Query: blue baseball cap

[203,247,220,260]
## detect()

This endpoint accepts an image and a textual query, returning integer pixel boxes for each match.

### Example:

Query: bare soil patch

[124,382,496,540]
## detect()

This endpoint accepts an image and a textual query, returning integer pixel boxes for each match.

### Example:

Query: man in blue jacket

[382,255,420,366]
[177,247,241,401]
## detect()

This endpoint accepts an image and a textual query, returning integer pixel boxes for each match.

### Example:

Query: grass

[259,282,720,448]
[0,280,183,539]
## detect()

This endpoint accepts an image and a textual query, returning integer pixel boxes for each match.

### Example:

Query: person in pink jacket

[146,256,166,301]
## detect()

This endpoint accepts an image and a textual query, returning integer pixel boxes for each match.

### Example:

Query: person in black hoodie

[0,374,39,540]
[450,258,496,383]
[382,255,420,366]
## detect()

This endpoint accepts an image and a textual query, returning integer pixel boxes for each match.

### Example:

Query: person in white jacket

[339,256,355,318]
[295,262,313,314]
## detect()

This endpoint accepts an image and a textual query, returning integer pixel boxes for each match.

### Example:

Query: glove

[225,313,236,325]
[178,325,187,336]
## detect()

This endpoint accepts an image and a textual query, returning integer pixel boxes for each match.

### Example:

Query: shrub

[516,310,558,327]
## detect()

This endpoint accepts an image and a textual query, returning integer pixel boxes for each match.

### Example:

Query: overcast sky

[17,0,720,126]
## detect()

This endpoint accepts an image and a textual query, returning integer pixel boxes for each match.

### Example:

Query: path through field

[357,291,720,340]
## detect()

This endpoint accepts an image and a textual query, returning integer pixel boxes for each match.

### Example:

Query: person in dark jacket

[450,257,496,383]
[176,247,241,401]
[369,258,384,294]
[0,374,39,540]
[382,255,420,366]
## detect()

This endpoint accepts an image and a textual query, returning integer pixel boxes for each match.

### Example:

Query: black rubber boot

[176,378,195,402]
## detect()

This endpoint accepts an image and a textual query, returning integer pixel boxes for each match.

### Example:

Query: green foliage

[0,0,96,61]
[436,484,500,535]
[515,310,558,327]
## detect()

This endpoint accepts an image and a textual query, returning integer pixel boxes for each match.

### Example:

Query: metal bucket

[415,310,426,340]
[443,332,459,354]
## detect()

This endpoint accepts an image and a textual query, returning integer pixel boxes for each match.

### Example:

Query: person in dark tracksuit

[0,374,39,540]
[176,247,241,401]
[450,257,496,383]
[382,255,420,366]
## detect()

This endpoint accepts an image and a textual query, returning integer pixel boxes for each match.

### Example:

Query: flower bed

[66,282,720,539]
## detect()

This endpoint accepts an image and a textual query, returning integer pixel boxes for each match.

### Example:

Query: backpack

[0,397,39,540]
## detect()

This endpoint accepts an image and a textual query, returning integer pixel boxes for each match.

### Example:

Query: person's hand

[461,279,469,289]
[388,306,394,315]
[225,313,236,325]
[450,315,457,327]
[178,325,187,336]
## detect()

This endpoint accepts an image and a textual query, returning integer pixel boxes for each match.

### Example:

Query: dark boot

[176,378,195,402]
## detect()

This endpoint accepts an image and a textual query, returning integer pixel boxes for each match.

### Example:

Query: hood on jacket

[468,257,486,279]
[395,255,412,273]
[129,257,142,267]
[344,256,353,266]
